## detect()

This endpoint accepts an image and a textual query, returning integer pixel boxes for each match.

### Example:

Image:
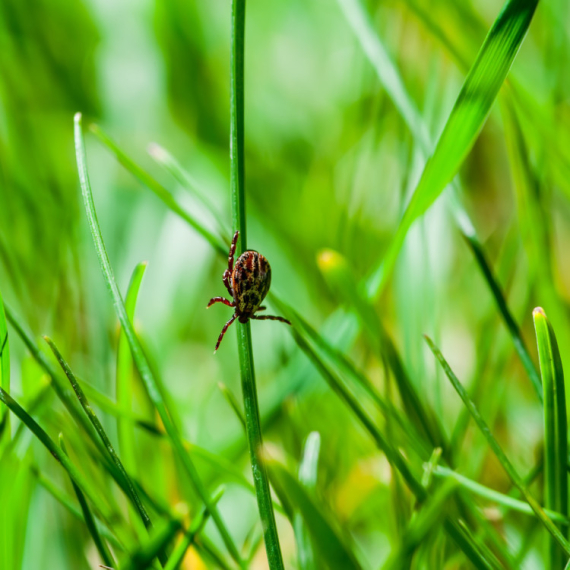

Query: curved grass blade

[434,466,570,524]
[366,0,539,293]
[424,334,570,555]
[229,0,284,566]
[117,261,147,480]
[59,434,115,567]
[44,337,156,545]
[0,288,10,437]
[74,113,245,569]
[163,488,224,570]
[533,307,568,568]
[265,455,362,570]
[89,124,226,257]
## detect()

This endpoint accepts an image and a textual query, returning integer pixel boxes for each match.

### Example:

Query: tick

[207,231,291,352]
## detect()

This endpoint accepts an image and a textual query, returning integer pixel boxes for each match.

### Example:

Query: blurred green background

[1,0,570,568]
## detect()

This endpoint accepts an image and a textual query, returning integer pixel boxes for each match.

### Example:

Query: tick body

[207,231,291,352]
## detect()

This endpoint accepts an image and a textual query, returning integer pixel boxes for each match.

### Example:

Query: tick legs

[252,315,291,325]
[214,314,237,353]
[223,231,239,296]
[207,297,234,309]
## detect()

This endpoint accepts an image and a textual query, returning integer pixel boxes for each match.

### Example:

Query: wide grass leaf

[369,0,539,292]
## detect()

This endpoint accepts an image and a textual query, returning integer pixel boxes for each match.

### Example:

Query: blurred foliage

[0,0,570,568]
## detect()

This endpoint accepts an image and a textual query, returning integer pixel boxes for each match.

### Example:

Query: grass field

[1,0,570,568]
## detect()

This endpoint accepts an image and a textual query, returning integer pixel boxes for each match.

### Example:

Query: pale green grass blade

[59,435,116,568]
[425,334,570,554]
[74,113,245,569]
[33,467,124,550]
[265,455,362,570]
[229,0,284,566]
[434,466,569,524]
[44,337,156,541]
[368,0,539,293]
[295,433,320,570]
[533,307,568,568]
[117,261,147,480]
[89,124,227,257]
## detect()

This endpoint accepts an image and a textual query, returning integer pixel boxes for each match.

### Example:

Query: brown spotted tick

[207,230,291,353]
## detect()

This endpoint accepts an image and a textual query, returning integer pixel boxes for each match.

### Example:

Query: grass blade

[163,488,224,570]
[117,262,147,480]
[0,387,116,530]
[229,0,284,567]
[74,113,244,569]
[434,466,569,524]
[43,337,156,544]
[265,454,362,570]
[89,123,227,257]
[424,334,570,555]
[0,288,9,439]
[367,0,539,293]
[533,307,568,568]
[59,434,116,568]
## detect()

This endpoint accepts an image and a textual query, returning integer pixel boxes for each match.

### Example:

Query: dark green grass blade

[0,288,10,436]
[44,338,156,538]
[534,307,568,568]
[367,0,539,293]
[121,518,181,570]
[425,334,570,554]
[229,0,284,566]
[74,113,244,569]
[0,387,116,529]
[59,435,115,567]
[89,124,226,257]
[265,455,362,570]
[163,488,224,570]
[117,262,147,480]
[461,229,542,400]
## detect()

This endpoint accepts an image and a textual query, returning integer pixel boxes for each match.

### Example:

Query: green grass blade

[0,288,10,439]
[229,0,284,566]
[0,387,116,530]
[533,307,568,568]
[74,113,244,569]
[89,124,226,257]
[121,518,181,570]
[163,488,224,570]
[117,262,147,480]
[265,455,362,570]
[367,0,539,293]
[295,433,321,570]
[461,230,542,400]
[424,334,570,555]
[32,467,124,551]
[434,466,570,524]
[43,338,156,539]
[59,434,116,567]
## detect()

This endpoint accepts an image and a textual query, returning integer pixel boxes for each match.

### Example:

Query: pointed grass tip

[533,307,546,318]
[74,112,82,124]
